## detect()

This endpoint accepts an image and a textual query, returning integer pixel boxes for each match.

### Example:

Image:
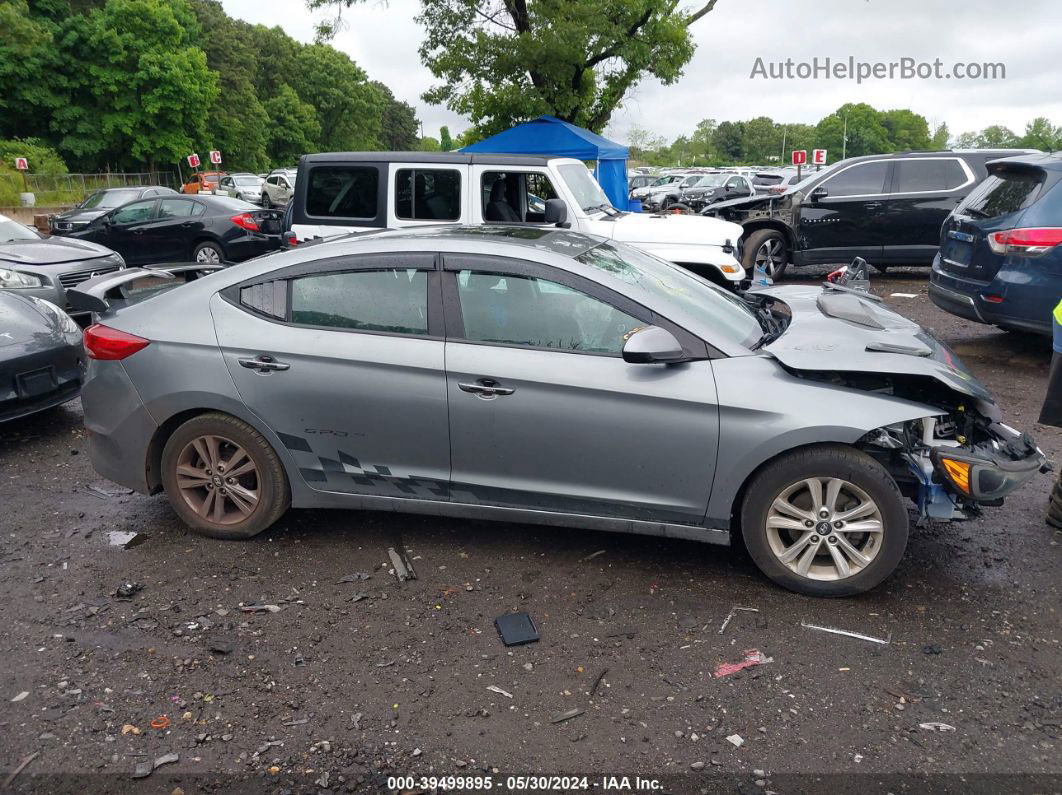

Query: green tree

[690,118,716,161]
[374,82,420,150]
[418,135,441,151]
[263,84,321,165]
[439,125,453,151]
[815,103,889,159]
[954,130,979,149]
[742,116,779,163]
[290,43,384,151]
[1020,117,1062,151]
[929,122,950,150]
[711,120,744,161]
[190,0,270,172]
[52,0,218,170]
[0,0,65,142]
[977,125,1018,148]
[310,0,721,136]
[0,137,68,174]
[880,108,930,151]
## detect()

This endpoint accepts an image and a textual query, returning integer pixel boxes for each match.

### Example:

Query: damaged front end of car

[861,401,1046,521]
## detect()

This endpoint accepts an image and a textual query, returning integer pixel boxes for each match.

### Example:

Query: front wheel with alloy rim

[161,413,290,539]
[193,241,224,263]
[740,445,908,596]
[741,228,789,280]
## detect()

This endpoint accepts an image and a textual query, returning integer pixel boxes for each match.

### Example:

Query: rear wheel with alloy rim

[193,241,224,263]
[161,413,290,539]
[740,445,908,596]
[741,228,789,279]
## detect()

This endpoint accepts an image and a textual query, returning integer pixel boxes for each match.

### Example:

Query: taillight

[84,324,150,360]
[230,212,260,232]
[285,230,298,246]
[986,227,1062,257]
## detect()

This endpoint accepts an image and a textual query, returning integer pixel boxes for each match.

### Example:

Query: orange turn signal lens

[940,458,972,495]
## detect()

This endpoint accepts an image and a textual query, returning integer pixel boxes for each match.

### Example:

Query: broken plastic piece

[486,685,513,699]
[551,707,584,724]
[495,612,540,646]
[388,547,417,581]
[919,722,956,732]
[712,649,773,678]
[801,619,891,645]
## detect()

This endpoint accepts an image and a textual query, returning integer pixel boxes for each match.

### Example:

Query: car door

[796,160,892,264]
[217,177,234,198]
[878,157,975,264]
[138,198,204,262]
[442,253,720,524]
[725,175,752,199]
[278,176,293,204]
[212,251,451,499]
[98,198,159,264]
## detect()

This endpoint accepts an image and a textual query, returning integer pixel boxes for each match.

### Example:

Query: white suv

[288,154,745,286]
[261,169,296,208]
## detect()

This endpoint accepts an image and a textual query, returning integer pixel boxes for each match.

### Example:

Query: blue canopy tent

[461,115,630,210]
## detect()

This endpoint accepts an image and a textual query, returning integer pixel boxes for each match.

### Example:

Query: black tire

[740,445,909,597]
[872,263,890,273]
[161,412,290,540]
[741,228,789,280]
[192,240,225,264]
[261,192,272,209]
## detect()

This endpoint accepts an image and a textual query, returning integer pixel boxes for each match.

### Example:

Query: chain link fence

[0,171,180,208]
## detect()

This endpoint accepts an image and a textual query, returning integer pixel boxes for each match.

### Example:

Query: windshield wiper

[748,303,787,350]
[584,203,621,217]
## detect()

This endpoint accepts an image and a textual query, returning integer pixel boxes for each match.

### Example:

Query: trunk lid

[66,264,226,318]
[248,209,283,235]
[759,284,993,402]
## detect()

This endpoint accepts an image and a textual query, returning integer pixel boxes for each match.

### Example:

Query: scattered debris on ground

[713,649,773,678]
[800,619,891,645]
[718,606,759,634]
[495,611,540,646]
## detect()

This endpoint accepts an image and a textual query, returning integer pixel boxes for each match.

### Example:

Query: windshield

[234,176,261,186]
[81,189,140,209]
[693,175,727,188]
[576,241,763,348]
[558,164,614,212]
[0,217,40,242]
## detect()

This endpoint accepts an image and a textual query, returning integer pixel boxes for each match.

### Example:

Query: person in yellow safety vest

[1040,298,1062,528]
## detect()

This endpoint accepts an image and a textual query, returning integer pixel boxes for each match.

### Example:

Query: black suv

[704,150,1036,278]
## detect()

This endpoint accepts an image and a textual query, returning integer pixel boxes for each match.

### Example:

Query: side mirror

[810,186,829,202]
[622,325,686,364]
[544,198,570,228]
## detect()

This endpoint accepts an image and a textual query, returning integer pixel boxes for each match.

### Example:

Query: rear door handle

[238,355,290,373]
[458,378,515,399]
[863,202,883,211]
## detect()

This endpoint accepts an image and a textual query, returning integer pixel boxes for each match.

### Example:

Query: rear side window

[305,166,380,219]
[822,161,889,197]
[290,269,428,335]
[892,159,968,193]
[395,169,461,220]
[958,170,1045,220]
[159,199,202,218]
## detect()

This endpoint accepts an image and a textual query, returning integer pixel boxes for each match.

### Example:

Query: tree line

[627,103,1062,167]
[0,0,428,175]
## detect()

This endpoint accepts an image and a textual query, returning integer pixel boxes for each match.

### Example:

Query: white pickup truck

[288,153,746,286]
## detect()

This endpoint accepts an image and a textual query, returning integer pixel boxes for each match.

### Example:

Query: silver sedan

[73,226,1044,596]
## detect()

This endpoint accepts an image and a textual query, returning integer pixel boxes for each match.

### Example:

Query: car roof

[329,224,606,257]
[301,152,554,167]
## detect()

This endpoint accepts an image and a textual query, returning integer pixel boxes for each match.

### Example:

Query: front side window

[395,168,461,220]
[291,268,427,335]
[456,270,642,354]
[893,159,968,193]
[111,200,155,224]
[821,161,889,197]
[306,165,379,219]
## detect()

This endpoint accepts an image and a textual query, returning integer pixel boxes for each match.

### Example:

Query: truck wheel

[161,413,290,540]
[742,229,789,280]
[740,445,909,596]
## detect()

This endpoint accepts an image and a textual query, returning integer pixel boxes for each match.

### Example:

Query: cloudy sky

[219,0,1062,145]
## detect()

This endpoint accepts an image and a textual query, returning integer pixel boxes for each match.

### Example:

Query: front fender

[706,356,941,525]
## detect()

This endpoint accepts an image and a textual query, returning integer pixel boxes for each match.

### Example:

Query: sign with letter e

[812,149,827,165]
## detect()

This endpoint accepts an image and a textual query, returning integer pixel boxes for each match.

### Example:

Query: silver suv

[261,169,296,208]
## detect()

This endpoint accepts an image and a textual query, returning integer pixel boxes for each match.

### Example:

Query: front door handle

[458,378,515,399]
[862,202,883,211]
[238,354,290,373]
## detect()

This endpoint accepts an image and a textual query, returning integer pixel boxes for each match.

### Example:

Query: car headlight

[0,268,43,289]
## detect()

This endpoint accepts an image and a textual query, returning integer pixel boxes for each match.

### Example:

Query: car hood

[53,207,107,223]
[587,212,744,248]
[703,193,782,212]
[759,285,993,402]
[0,293,65,347]
[684,187,726,198]
[0,237,116,266]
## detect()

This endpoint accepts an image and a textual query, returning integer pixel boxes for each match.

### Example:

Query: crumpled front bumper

[931,443,1046,503]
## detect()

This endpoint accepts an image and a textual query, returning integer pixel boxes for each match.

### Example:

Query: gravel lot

[1,266,1059,793]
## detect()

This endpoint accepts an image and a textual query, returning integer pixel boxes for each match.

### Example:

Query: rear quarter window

[957,170,1045,220]
[893,158,969,193]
